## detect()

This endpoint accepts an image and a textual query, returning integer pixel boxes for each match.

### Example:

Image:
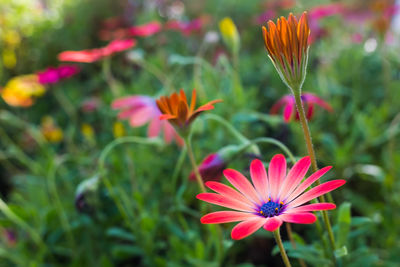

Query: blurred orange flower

[58,39,136,63]
[156,89,222,131]
[0,74,45,107]
[262,12,310,91]
[41,116,64,143]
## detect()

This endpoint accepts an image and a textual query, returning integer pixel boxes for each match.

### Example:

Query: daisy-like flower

[112,95,183,145]
[58,39,136,63]
[0,74,45,107]
[271,93,333,122]
[156,89,222,132]
[262,12,310,92]
[197,154,345,240]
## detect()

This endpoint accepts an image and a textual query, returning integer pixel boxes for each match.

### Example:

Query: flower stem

[273,228,292,267]
[293,91,337,254]
[285,223,307,267]
[184,136,206,193]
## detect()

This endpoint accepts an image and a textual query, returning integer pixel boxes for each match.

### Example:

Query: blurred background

[0,0,400,266]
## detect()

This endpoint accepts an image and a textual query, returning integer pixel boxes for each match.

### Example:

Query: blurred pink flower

[309,3,344,20]
[270,93,333,123]
[58,39,136,63]
[37,65,80,85]
[255,10,277,25]
[128,21,162,37]
[166,17,208,36]
[190,153,227,182]
[81,97,101,113]
[111,95,183,145]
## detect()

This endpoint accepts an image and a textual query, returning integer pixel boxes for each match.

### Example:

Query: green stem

[251,137,295,163]
[273,228,292,267]
[202,113,260,155]
[285,223,307,267]
[102,57,120,96]
[184,136,206,193]
[293,91,337,255]
[172,146,187,193]
[232,52,244,105]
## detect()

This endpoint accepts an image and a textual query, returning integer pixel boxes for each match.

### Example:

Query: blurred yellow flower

[219,17,240,54]
[41,116,63,143]
[113,121,125,138]
[81,123,95,144]
[0,75,45,107]
[3,30,21,47]
[2,49,17,69]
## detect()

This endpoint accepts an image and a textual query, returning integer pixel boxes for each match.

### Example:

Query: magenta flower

[190,153,227,182]
[111,95,183,145]
[128,21,162,37]
[270,93,333,123]
[37,65,80,85]
[197,155,345,240]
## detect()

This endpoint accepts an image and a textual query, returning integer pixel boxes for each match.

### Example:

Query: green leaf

[337,202,351,249]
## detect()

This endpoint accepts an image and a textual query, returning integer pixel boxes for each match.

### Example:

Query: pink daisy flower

[270,93,333,123]
[197,154,345,240]
[111,95,183,146]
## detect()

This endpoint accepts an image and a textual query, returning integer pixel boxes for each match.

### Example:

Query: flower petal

[268,154,287,201]
[223,169,262,205]
[205,181,254,207]
[283,100,294,122]
[284,166,332,203]
[287,180,346,208]
[231,218,266,240]
[278,156,311,201]
[201,211,257,224]
[285,203,336,214]
[279,213,316,224]
[263,217,283,231]
[147,118,161,138]
[129,106,154,127]
[250,159,269,202]
[196,193,254,212]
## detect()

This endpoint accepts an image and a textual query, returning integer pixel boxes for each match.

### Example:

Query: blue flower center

[258,199,284,218]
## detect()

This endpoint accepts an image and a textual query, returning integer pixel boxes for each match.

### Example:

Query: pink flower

[190,153,227,182]
[81,97,101,113]
[270,93,333,123]
[165,17,208,36]
[37,65,79,85]
[111,95,183,145]
[128,21,162,37]
[309,3,344,20]
[58,39,136,63]
[197,155,346,240]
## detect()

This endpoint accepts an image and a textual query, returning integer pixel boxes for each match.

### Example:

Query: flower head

[262,12,310,92]
[219,17,240,54]
[190,153,227,182]
[112,95,183,145]
[128,21,162,37]
[40,116,64,143]
[1,74,45,107]
[271,93,333,122]
[37,65,79,85]
[156,89,222,132]
[58,39,136,63]
[197,154,345,240]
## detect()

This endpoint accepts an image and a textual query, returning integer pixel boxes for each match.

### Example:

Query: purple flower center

[258,199,284,218]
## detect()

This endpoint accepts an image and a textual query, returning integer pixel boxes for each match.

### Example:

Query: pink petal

[279,213,317,224]
[284,166,332,203]
[129,106,154,127]
[223,169,262,205]
[305,93,333,112]
[205,181,254,207]
[196,193,254,212]
[283,101,294,122]
[278,156,311,201]
[268,154,287,201]
[250,159,269,202]
[263,217,283,231]
[200,211,257,224]
[285,203,336,214]
[270,97,287,115]
[147,118,161,138]
[287,180,346,208]
[231,218,266,240]
[162,122,174,144]
[111,96,151,109]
